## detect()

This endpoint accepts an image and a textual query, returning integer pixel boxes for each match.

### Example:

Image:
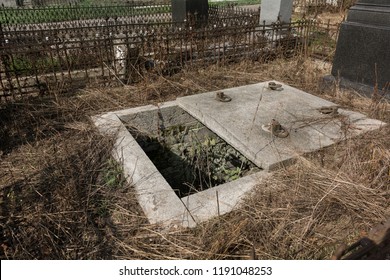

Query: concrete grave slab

[93,82,385,228]
[177,81,385,171]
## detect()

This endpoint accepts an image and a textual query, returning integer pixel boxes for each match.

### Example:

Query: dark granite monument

[330,0,390,94]
[171,0,209,24]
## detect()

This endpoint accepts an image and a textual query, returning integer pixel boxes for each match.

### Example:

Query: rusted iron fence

[0,3,339,99]
[308,19,340,60]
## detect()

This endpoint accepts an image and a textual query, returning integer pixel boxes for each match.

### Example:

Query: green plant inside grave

[128,123,260,197]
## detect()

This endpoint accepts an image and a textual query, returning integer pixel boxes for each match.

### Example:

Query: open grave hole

[123,106,261,198]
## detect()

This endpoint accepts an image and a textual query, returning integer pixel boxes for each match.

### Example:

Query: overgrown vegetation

[1,55,388,259]
[129,122,259,197]
[0,2,389,260]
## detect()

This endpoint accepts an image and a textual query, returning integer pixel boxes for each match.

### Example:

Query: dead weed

[0,56,389,259]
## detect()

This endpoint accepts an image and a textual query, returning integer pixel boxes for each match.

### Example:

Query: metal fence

[0,3,339,99]
[5,0,165,8]
[0,1,171,24]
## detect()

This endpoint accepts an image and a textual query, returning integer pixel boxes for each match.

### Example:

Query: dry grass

[1,55,389,259]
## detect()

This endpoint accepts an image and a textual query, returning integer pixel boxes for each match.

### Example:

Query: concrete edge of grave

[181,170,270,224]
[337,109,386,129]
[91,104,197,229]
[91,101,270,229]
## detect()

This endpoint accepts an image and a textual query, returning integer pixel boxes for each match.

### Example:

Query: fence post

[0,23,16,99]
[112,33,128,82]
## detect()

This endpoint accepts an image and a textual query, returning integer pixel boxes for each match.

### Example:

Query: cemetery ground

[1,55,389,259]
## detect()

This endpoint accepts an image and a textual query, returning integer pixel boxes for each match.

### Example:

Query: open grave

[124,108,261,199]
[93,81,385,228]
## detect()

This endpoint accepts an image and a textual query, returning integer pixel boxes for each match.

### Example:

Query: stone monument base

[171,0,208,24]
[331,0,390,93]
[322,75,390,100]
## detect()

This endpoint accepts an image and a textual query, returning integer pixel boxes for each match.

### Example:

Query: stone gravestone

[171,0,209,24]
[259,0,294,25]
[330,0,390,94]
[1,0,19,7]
[112,33,140,83]
[112,35,128,80]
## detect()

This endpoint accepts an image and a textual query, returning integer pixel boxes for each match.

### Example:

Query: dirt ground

[316,11,346,24]
[1,55,389,259]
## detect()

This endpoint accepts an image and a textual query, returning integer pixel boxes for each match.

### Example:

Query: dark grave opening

[123,107,261,198]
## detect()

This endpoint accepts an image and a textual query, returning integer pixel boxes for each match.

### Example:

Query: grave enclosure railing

[0,3,339,99]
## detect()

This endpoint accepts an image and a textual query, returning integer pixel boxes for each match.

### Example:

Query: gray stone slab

[177,82,385,171]
[348,4,390,26]
[357,0,389,5]
[260,0,293,25]
[332,0,390,91]
[332,22,390,90]
[171,0,208,24]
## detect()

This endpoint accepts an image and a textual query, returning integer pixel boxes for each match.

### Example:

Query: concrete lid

[177,81,385,171]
